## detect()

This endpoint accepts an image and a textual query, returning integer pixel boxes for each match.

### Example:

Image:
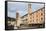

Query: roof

[7,17,16,21]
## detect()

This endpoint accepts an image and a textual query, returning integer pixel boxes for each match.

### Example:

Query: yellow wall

[28,8,44,24]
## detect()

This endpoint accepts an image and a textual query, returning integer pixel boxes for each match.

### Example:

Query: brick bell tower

[28,3,32,14]
[28,3,32,24]
[16,9,21,28]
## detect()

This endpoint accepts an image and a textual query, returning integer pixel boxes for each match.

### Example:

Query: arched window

[41,17,43,21]
[41,12,43,15]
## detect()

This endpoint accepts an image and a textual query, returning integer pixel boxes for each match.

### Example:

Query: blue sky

[8,2,44,18]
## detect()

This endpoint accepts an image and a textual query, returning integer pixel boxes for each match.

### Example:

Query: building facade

[19,4,45,27]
